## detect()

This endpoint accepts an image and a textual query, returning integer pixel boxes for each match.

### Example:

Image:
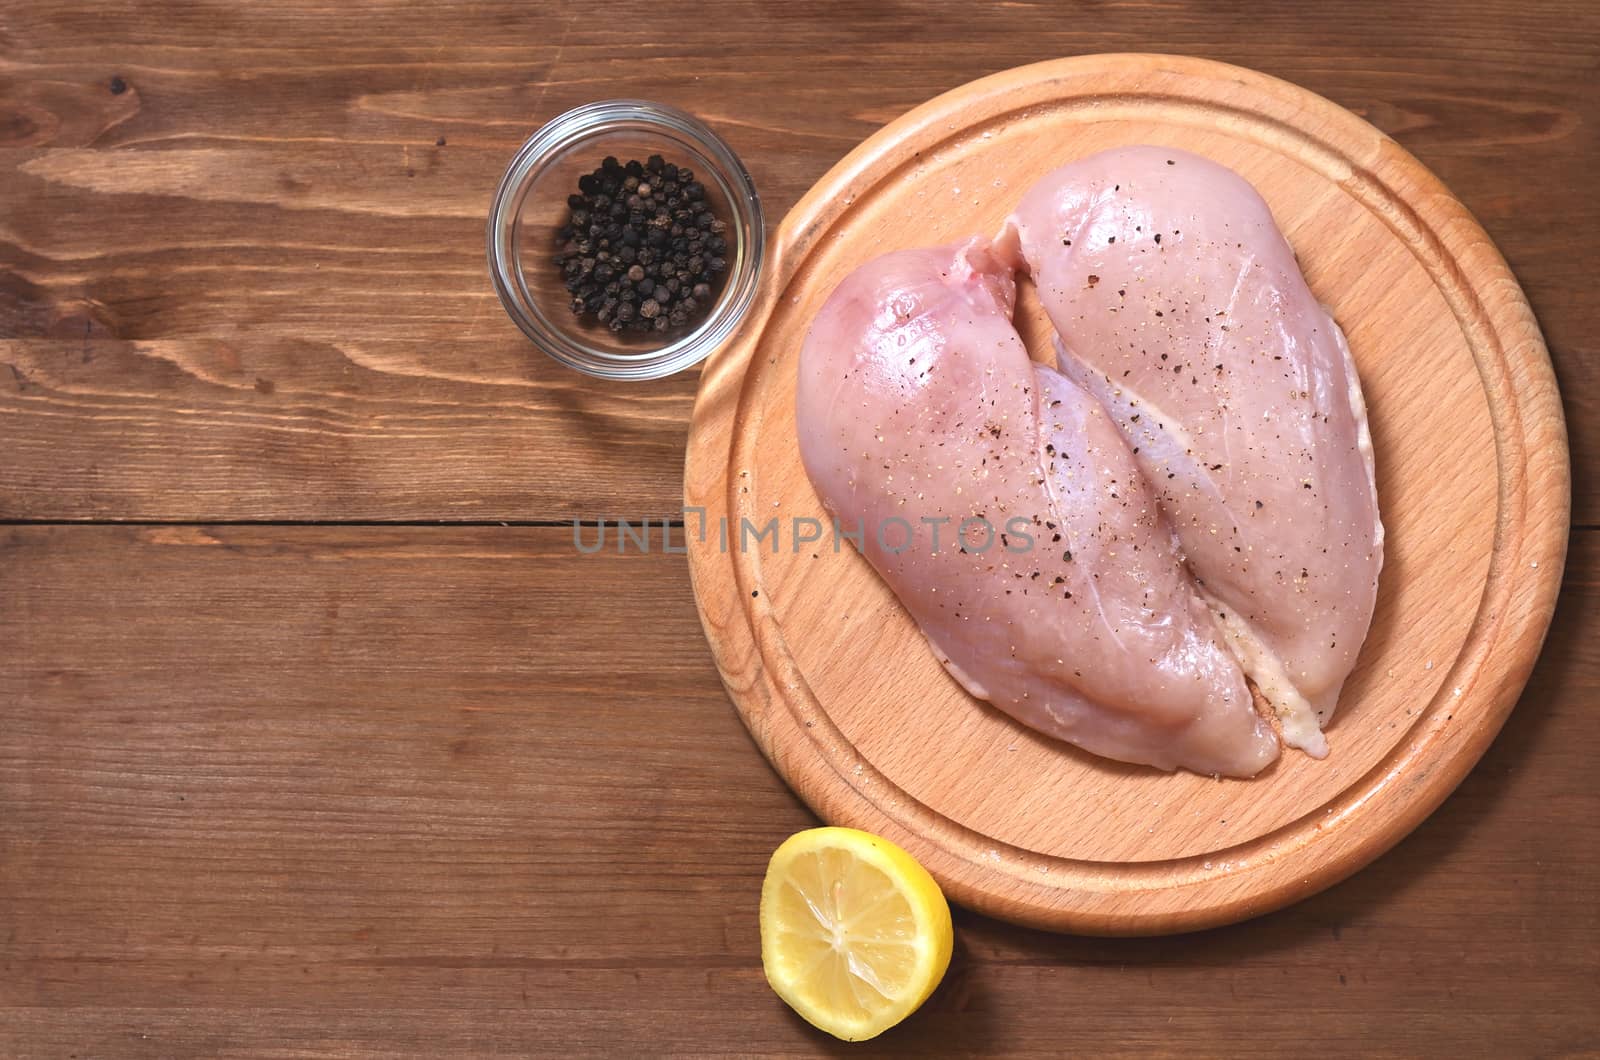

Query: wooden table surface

[1,2,1595,1056]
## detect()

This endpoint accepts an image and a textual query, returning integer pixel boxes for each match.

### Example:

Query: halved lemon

[759,826,953,1041]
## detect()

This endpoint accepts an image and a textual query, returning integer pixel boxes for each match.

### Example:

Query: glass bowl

[487,100,765,380]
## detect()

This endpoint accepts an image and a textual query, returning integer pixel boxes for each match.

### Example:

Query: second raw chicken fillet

[1002,147,1383,755]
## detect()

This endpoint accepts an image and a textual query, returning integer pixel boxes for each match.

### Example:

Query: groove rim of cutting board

[684,54,1569,934]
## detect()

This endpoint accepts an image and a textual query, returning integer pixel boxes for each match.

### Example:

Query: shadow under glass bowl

[487,100,765,381]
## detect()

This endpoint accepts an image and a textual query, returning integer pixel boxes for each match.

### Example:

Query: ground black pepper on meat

[552,154,729,334]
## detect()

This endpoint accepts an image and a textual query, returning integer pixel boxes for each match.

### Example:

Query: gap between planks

[0,518,689,528]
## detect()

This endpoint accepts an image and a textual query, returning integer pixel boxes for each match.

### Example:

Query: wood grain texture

[687,54,1568,933]
[1,526,1596,1056]
[1,0,1596,1054]
[0,0,1596,521]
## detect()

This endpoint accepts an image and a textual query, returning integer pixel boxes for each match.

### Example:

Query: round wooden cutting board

[684,54,1569,934]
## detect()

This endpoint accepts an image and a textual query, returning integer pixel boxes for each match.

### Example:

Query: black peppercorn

[552,155,729,334]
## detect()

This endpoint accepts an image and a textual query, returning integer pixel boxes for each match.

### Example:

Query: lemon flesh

[759,827,953,1041]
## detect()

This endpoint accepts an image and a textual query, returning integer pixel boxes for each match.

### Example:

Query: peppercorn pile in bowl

[487,99,763,379]
[554,155,731,335]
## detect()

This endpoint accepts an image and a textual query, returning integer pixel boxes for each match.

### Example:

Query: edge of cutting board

[683,54,1569,934]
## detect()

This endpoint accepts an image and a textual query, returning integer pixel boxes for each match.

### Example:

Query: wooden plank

[1,1,1595,521]
[0,337,699,521]
[2,525,1595,1055]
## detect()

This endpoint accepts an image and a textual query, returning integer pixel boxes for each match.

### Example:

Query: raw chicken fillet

[1000,146,1383,755]
[796,239,1279,777]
